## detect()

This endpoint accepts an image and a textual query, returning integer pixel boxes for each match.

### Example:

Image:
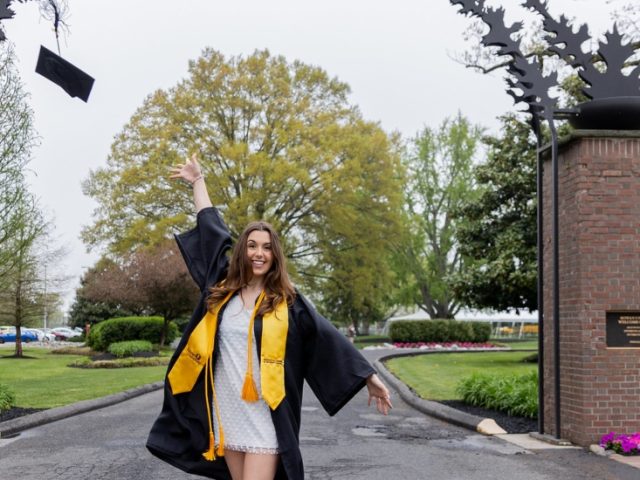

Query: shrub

[389,319,492,343]
[68,335,85,343]
[0,383,16,413]
[470,322,492,343]
[108,340,155,358]
[69,357,170,369]
[173,317,190,333]
[456,371,538,418]
[88,316,178,351]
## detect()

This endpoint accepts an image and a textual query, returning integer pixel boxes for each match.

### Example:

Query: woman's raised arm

[169,153,213,213]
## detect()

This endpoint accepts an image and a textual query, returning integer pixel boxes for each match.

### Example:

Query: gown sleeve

[296,293,376,416]
[174,207,232,291]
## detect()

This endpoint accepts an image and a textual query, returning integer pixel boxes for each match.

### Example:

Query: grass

[493,339,539,350]
[0,348,167,408]
[354,334,390,349]
[385,351,537,401]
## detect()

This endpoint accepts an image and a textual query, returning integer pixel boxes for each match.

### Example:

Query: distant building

[385,308,538,338]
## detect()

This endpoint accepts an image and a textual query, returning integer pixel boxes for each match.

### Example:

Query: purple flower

[600,431,616,447]
[621,438,636,454]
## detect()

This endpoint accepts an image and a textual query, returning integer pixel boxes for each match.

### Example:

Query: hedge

[0,383,16,413]
[108,340,155,358]
[87,316,178,351]
[388,319,491,343]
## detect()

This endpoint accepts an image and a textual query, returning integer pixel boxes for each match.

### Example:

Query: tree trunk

[14,275,23,358]
[15,325,23,357]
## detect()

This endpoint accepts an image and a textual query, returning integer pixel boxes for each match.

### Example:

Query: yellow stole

[167,290,288,461]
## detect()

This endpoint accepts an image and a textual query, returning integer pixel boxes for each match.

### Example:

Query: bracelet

[190,175,204,186]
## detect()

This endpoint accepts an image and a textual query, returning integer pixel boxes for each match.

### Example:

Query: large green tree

[394,114,482,319]
[453,114,537,312]
[82,49,404,322]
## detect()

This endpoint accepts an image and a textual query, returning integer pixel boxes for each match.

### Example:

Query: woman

[147,155,392,480]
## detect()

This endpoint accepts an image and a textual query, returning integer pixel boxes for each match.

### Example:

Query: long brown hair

[208,221,296,315]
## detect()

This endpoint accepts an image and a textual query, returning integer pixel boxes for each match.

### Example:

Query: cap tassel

[202,432,216,461]
[241,372,260,402]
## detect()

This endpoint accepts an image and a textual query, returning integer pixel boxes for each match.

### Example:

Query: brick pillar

[542,131,640,446]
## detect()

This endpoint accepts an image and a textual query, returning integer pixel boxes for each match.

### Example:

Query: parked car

[0,329,38,343]
[25,328,56,342]
[50,327,82,341]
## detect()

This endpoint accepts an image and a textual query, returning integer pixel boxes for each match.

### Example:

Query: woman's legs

[224,450,244,480]
[243,453,279,480]
[224,450,279,480]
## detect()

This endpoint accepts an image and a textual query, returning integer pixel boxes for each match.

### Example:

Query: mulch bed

[0,407,46,423]
[438,399,538,434]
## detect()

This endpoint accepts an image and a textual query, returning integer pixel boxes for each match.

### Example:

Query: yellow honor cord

[167,288,289,463]
[241,291,266,402]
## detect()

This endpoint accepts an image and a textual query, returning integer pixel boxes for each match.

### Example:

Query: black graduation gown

[146,207,376,480]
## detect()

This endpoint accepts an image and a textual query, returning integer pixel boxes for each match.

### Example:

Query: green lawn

[493,339,539,350]
[385,351,537,401]
[0,348,167,408]
[354,335,391,349]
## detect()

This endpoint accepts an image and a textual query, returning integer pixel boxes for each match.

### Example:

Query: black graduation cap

[35,45,94,102]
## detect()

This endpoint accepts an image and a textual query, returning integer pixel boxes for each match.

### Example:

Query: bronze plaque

[606,312,640,348]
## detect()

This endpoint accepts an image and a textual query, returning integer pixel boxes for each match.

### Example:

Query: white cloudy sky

[2,0,626,312]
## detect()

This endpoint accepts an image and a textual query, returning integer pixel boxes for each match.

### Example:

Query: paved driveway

[0,350,637,479]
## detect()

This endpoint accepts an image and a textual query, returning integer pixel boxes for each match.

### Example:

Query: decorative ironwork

[0,0,16,42]
[451,0,640,123]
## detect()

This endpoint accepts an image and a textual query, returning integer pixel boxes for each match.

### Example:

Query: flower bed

[601,432,640,455]
[393,341,498,350]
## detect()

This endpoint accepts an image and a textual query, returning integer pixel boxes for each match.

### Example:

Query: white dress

[212,294,279,454]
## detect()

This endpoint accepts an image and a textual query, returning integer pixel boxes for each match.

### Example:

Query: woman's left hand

[366,374,392,415]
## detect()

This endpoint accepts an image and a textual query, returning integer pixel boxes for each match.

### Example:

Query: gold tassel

[216,430,225,457]
[242,291,265,403]
[241,372,260,402]
[202,432,216,461]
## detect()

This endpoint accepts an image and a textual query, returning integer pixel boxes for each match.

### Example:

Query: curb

[374,351,507,435]
[0,381,164,438]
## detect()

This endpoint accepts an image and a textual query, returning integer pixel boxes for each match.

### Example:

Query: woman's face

[246,230,274,281]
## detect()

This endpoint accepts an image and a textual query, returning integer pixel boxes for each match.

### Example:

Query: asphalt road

[0,351,638,479]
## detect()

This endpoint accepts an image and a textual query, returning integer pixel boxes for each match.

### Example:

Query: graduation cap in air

[35,45,94,102]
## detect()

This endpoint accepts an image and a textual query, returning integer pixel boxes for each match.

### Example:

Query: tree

[394,114,482,319]
[82,241,199,346]
[0,44,38,283]
[82,49,404,322]
[310,130,404,333]
[0,199,68,357]
[68,272,135,329]
[453,114,538,312]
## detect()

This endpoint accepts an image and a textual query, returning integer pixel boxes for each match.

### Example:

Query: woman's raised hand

[169,153,203,184]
